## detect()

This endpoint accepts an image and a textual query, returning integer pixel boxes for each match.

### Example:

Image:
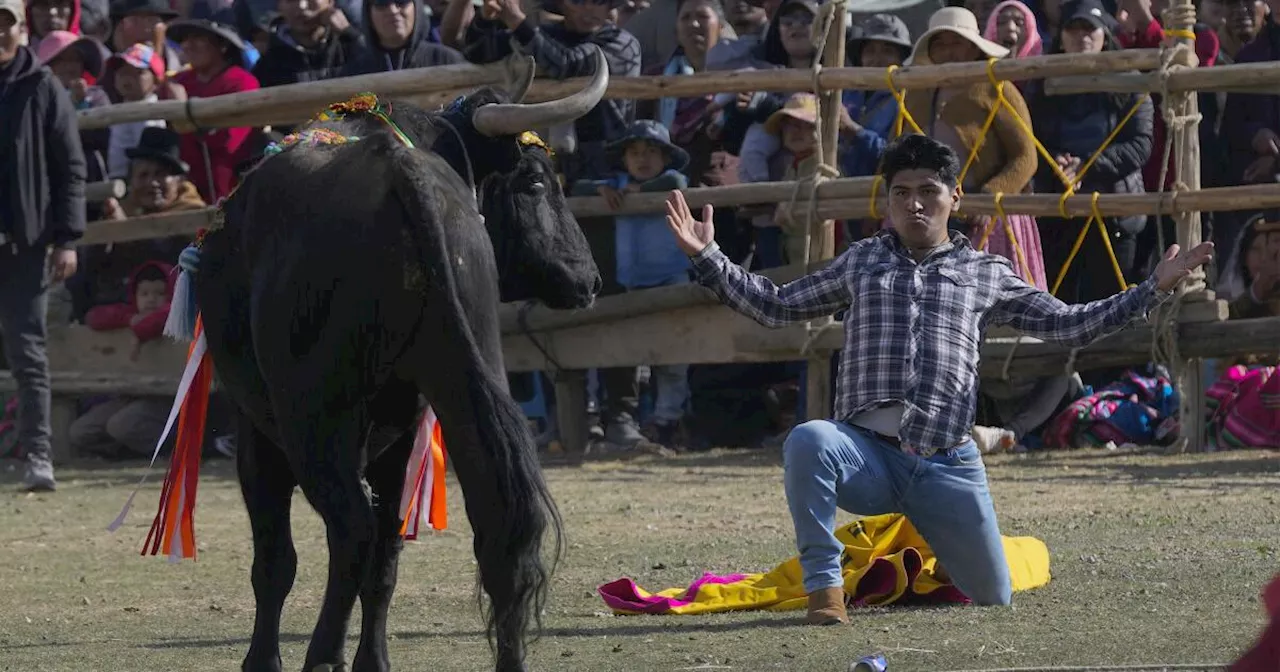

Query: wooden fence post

[1168,0,1211,452]
[803,2,847,422]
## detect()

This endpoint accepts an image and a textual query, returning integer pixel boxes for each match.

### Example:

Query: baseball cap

[1061,0,1117,32]
[107,43,166,80]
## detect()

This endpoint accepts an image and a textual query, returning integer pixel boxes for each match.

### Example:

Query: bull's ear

[501,51,536,104]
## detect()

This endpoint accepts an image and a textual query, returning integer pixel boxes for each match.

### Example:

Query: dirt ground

[0,446,1276,672]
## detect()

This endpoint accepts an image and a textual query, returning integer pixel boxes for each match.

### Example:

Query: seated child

[572,120,691,445]
[763,93,837,265]
[70,262,174,459]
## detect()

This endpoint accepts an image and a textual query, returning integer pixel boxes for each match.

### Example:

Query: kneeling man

[664,134,1212,625]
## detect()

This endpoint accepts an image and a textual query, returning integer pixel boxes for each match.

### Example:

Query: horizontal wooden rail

[75,180,1280,248]
[1044,60,1280,96]
[77,49,1167,132]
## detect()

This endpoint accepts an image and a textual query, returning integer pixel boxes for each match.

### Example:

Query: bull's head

[438,49,609,310]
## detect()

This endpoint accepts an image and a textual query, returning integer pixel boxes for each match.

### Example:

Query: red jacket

[84,260,174,343]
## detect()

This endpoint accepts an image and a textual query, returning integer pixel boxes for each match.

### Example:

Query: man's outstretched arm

[988,242,1215,347]
[667,191,852,328]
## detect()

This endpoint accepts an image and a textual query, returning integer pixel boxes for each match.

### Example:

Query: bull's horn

[472,46,609,138]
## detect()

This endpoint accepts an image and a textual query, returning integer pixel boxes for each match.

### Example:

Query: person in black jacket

[0,0,88,492]
[340,0,464,75]
[252,0,366,88]
[1027,0,1153,305]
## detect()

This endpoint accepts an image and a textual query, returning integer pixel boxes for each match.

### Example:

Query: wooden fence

[41,0,1280,457]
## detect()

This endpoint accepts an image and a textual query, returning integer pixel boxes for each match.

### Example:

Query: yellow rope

[975,192,1035,283]
[1164,28,1197,40]
[1073,95,1149,188]
[1049,193,1100,296]
[885,65,925,136]
[869,174,883,219]
[1090,195,1133,292]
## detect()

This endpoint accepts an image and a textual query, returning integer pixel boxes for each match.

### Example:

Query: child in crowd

[35,29,109,110]
[70,261,174,459]
[105,43,167,179]
[1220,210,1280,320]
[572,120,691,446]
[765,93,836,264]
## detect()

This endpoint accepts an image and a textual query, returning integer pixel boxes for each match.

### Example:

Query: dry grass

[0,446,1277,672]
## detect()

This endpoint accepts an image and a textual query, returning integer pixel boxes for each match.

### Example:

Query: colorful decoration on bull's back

[115,93,447,562]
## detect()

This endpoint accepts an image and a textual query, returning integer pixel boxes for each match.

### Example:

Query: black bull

[193,54,607,672]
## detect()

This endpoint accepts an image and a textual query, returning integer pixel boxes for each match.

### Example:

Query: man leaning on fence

[0,0,88,492]
[664,133,1213,625]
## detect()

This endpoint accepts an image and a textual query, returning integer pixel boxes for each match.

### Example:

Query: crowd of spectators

[1,0,1278,487]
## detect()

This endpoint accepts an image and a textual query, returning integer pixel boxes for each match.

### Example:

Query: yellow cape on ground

[598,513,1051,615]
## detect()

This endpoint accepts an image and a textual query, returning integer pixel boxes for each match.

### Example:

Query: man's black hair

[880,133,961,189]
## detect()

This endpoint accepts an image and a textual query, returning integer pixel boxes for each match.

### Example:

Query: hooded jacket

[341,0,463,76]
[253,17,367,87]
[0,46,88,251]
[84,260,174,343]
[26,0,83,52]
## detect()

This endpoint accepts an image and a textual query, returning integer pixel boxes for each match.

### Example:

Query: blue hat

[605,120,690,172]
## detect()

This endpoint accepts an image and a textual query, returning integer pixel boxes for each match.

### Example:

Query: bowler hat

[126,127,190,176]
[167,19,248,67]
[605,120,690,173]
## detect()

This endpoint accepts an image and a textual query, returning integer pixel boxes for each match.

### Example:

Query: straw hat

[764,93,819,135]
[906,6,1009,66]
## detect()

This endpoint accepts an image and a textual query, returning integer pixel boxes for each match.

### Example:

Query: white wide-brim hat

[906,6,1010,66]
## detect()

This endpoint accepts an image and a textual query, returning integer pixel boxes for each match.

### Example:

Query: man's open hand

[1153,242,1214,292]
[665,190,715,256]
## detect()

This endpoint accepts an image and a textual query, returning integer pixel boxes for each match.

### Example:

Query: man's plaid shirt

[690,230,1171,454]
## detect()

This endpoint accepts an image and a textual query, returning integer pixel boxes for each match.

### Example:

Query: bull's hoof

[309,665,346,672]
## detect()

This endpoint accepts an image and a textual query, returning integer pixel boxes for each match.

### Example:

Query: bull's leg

[237,410,299,672]
[281,409,376,672]
[351,429,415,672]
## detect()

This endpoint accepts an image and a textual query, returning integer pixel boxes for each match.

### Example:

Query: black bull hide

[193,90,601,672]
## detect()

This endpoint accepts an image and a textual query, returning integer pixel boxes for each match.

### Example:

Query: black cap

[1061,0,1117,32]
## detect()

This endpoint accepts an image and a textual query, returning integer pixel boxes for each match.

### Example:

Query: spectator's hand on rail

[1153,242,1214,292]
[597,185,624,211]
[666,190,715,256]
[101,197,125,221]
[838,106,862,136]
[1251,270,1280,303]
[162,79,187,102]
[49,249,77,282]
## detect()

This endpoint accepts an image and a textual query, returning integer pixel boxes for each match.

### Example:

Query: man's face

[135,279,167,314]
[560,0,613,34]
[888,168,959,248]
[0,10,23,62]
[724,0,766,35]
[129,159,182,212]
[29,0,73,36]
[1225,0,1266,42]
[370,0,415,47]
[280,0,329,33]
[119,13,164,43]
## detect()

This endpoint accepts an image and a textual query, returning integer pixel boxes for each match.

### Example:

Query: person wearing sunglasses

[341,0,465,75]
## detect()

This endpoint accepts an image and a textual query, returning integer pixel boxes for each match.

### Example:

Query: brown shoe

[805,587,849,625]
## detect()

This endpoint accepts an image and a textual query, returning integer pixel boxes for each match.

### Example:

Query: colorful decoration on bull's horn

[400,406,449,537]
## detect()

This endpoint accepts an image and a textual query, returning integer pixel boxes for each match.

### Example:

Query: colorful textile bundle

[1044,367,1180,449]
[399,407,448,538]
[1207,365,1280,449]
[598,514,1051,615]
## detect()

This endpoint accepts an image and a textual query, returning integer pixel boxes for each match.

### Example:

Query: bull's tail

[388,140,562,668]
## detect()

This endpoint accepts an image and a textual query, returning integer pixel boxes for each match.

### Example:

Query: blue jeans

[782,420,1012,605]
